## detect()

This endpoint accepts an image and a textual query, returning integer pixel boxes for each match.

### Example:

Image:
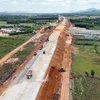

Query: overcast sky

[0,0,100,13]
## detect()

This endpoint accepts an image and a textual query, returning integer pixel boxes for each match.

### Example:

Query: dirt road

[0,33,42,66]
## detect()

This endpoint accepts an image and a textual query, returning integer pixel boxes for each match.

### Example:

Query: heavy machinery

[45,38,49,42]
[59,67,66,72]
[34,52,37,56]
[26,70,33,79]
[40,45,43,50]
[43,50,45,54]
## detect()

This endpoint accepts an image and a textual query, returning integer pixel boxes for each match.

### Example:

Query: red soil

[36,28,72,100]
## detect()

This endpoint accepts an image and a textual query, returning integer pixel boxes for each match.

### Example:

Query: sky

[0,0,100,13]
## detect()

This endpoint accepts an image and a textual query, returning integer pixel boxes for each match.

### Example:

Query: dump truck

[26,70,32,79]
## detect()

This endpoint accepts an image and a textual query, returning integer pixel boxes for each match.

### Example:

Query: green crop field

[72,38,100,100]
[72,76,100,100]
[72,45,100,76]
[0,33,34,58]
[0,21,13,26]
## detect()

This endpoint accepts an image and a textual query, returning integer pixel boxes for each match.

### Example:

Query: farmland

[0,33,34,58]
[72,45,100,76]
[72,76,100,100]
[71,37,100,100]
[69,17,100,30]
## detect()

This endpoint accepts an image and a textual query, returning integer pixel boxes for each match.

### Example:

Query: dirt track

[0,33,42,66]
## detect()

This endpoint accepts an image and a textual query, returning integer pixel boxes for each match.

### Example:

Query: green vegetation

[72,76,100,100]
[0,42,35,85]
[95,46,100,53]
[72,45,100,76]
[70,18,100,30]
[0,15,57,35]
[74,39,100,46]
[72,37,100,100]
[16,42,35,62]
[0,33,34,58]
[0,15,57,28]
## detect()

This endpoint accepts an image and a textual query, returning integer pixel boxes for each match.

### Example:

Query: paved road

[0,17,67,100]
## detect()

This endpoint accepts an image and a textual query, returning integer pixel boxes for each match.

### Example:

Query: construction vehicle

[45,38,49,42]
[40,45,43,50]
[59,67,66,72]
[43,50,45,54]
[26,70,32,79]
[34,52,37,56]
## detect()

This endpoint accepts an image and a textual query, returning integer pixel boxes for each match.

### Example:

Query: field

[0,21,51,28]
[72,76,100,100]
[69,16,100,30]
[96,46,100,53]
[68,16,100,19]
[72,37,100,100]
[74,39,100,46]
[0,33,34,58]
[72,45,100,76]
[0,21,13,26]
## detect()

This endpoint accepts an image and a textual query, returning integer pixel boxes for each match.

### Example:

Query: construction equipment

[43,50,45,54]
[26,70,32,79]
[34,52,37,56]
[59,67,66,72]
[45,38,49,42]
[40,45,43,50]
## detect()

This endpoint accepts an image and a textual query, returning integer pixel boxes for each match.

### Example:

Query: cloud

[0,0,100,13]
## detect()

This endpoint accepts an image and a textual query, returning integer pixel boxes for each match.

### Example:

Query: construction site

[0,16,72,100]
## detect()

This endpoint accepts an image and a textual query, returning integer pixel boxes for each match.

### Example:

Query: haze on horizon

[0,0,100,13]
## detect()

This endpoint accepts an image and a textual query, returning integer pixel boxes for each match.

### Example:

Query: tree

[85,72,89,77]
[91,70,95,77]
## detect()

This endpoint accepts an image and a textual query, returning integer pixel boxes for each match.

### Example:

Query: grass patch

[0,33,34,58]
[16,42,35,63]
[95,46,100,53]
[0,21,13,26]
[72,76,100,100]
[72,38,100,100]
[72,45,100,76]
[74,39,100,46]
